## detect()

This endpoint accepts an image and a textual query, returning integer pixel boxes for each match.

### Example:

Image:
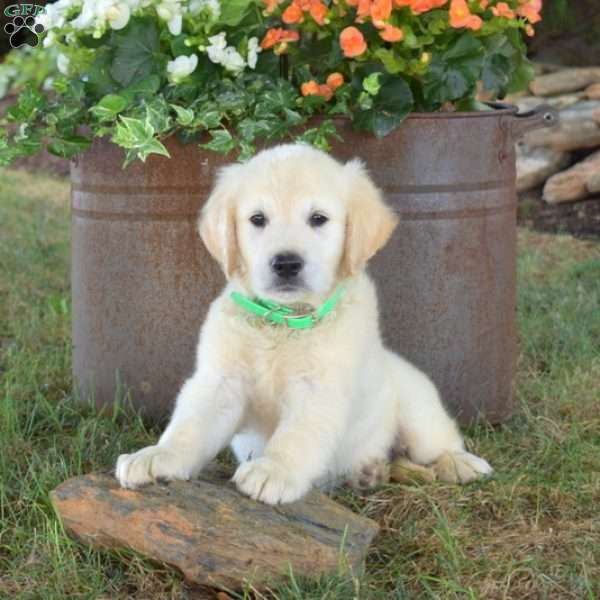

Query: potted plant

[0,0,553,422]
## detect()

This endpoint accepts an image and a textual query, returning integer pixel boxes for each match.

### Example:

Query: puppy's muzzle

[270,252,304,280]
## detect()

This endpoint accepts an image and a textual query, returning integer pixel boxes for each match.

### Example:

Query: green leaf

[121,75,161,102]
[112,115,170,165]
[144,97,172,133]
[422,33,484,106]
[200,129,236,154]
[171,104,194,126]
[363,73,382,96]
[47,135,91,158]
[109,17,161,88]
[375,49,406,75]
[219,0,253,26]
[89,94,128,121]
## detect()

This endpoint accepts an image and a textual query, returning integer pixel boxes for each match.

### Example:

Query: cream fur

[116,144,492,504]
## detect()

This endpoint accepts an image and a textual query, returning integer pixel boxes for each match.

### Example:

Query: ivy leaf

[200,129,236,154]
[112,115,170,166]
[422,33,484,106]
[110,18,161,88]
[89,94,128,121]
[144,97,172,133]
[171,104,194,126]
[47,135,91,158]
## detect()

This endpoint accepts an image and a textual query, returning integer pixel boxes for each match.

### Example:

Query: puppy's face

[200,144,398,303]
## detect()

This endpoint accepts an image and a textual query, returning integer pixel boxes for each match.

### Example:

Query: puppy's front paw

[350,458,391,490]
[433,451,493,484]
[116,445,191,489]
[232,457,309,505]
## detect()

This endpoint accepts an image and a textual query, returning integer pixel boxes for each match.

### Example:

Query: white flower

[166,54,198,84]
[43,30,57,48]
[188,0,220,18]
[36,0,77,30]
[157,0,183,35]
[57,53,70,76]
[98,0,131,30]
[247,37,261,70]
[71,0,95,29]
[221,47,245,74]
[206,32,227,64]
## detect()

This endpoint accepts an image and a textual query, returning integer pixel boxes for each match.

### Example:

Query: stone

[585,83,600,100]
[593,108,600,125]
[530,67,600,97]
[585,170,600,194]
[516,143,571,192]
[512,94,583,114]
[558,100,600,122]
[50,472,379,591]
[525,120,600,152]
[543,149,600,203]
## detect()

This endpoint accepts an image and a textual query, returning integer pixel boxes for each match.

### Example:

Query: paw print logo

[4,15,44,48]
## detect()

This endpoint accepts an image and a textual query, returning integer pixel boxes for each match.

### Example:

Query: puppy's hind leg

[387,352,492,484]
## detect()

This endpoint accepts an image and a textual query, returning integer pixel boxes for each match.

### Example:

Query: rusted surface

[329,106,556,423]
[71,106,555,424]
[71,137,227,419]
[50,471,379,590]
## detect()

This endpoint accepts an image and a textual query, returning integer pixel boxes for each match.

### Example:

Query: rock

[530,67,600,97]
[586,170,600,194]
[593,108,600,125]
[50,472,379,591]
[512,94,583,113]
[558,100,600,122]
[585,83,600,100]
[525,120,600,152]
[533,196,600,237]
[516,144,571,192]
[543,149,600,203]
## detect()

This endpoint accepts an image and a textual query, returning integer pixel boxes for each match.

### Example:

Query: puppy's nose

[271,252,304,279]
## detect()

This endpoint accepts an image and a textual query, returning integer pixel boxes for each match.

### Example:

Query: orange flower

[491,2,515,18]
[380,23,404,41]
[301,80,320,95]
[479,0,489,7]
[260,28,300,49]
[318,84,334,101]
[309,0,328,24]
[525,23,535,36]
[371,0,392,21]
[340,26,368,57]
[261,0,282,14]
[326,72,345,90]
[282,2,304,23]
[449,0,482,29]
[516,0,542,23]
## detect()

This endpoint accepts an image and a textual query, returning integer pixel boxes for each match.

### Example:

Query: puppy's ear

[340,159,399,277]
[198,164,241,279]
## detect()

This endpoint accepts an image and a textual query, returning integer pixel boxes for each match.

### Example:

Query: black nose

[271,252,304,279]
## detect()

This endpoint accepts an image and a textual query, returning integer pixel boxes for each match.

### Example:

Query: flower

[247,37,262,69]
[57,53,70,75]
[282,2,304,23]
[516,0,542,23]
[166,54,198,83]
[318,84,333,100]
[326,72,344,90]
[188,0,220,18]
[301,80,320,95]
[206,33,248,73]
[371,0,392,22]
[206,32,227,63]
[491,2,515,18]
[449,0,482,29]
[99,0,131,30]
[380,23,404,41]
[260,28,300,50]
[261,0,282,13]
[340,26,367,57]
[309,0,328,24]
[156,0,183,35]
[525,24,534,36]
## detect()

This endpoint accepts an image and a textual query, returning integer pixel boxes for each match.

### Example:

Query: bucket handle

[510,104,559,139]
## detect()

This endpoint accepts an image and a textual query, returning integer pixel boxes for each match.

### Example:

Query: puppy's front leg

[233,378,345,505]
[116,373,246,489]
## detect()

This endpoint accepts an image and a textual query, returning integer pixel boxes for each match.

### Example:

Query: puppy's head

[199,144,398,303]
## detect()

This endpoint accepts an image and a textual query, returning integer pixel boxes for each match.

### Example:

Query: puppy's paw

[350,458,390,490]
[433,451,493,484]
[232,457,309,505]
[116,445,191,489]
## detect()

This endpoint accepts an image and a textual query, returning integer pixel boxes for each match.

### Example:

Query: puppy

[116,144,492,504]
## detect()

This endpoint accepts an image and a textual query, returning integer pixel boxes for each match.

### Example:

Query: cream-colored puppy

[116,144,492,504]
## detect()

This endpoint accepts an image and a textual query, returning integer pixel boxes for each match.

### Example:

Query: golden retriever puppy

[116,144,492,504]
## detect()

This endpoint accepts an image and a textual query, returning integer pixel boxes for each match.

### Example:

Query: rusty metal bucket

[71,138,227,420]
[330,104,557,423]
[71,105,555,423]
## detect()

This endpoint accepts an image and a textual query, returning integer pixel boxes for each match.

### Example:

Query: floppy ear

[198,165,241,279]
[340,159,399,277]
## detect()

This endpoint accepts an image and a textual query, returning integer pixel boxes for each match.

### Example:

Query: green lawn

[1,168,599,599]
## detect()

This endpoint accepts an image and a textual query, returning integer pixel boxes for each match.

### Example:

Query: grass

[1,167,599,599]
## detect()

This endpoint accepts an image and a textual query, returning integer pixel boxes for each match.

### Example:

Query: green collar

[230,286,346,330]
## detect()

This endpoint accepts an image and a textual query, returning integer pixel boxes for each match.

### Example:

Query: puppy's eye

[309,212,328,227]
[249,212,267,228]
